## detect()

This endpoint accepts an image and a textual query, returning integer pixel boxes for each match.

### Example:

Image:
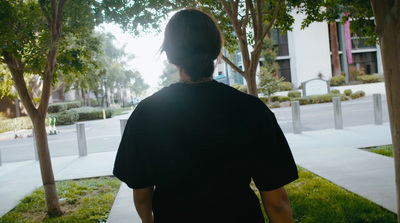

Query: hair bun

[182,53,215,81]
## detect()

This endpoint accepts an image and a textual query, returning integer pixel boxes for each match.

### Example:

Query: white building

[214,10,383,89]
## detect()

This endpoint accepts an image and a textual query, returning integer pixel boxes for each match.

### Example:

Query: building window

[276,59,291,82]
[271,28,289,56]
[350,52,377,75]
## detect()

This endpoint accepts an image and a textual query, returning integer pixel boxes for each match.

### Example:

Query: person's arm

[133,186,154,223]
[260,187,294,223]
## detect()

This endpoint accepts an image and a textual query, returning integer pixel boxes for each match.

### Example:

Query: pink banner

[344,14,353,64]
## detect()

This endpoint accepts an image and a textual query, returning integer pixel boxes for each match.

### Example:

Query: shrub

[65,101,81,110]
[357,73,384,83]
[90,99,100,107]
[70,107,115,121]
[278,81,293,91]
[0,116,32,133]
[48,103,67,113]
[238,85,248,94]
[53,110,79,125]
[270,95,290,103]
[330,89,340,94]
[291,97,310,105]
[258,67,283,99]
[259,97,268,104]
[344,89,352,96]
[267,101,280,109]
[288,90,301,98]
[308,93,348,104]
[330,75,345,86]
[350,90,366,99]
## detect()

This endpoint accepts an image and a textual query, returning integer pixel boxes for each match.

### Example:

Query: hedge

[0,116,33,133]
[330,89,340,94]
[278,81,293,91]
[70,107,114,121]
[52,110,79,125]
[65,101,81,110]
[270,95,290,103]
[48,103,67,113]
[267,101,280,109]
[357,73,384,83]
[288,90,301,98]
[330,76,345,86]
[344,89,352,96]
[350,90,366,99]
[290,97,310,105]
[259,97,268,104]
[308,93,348,104]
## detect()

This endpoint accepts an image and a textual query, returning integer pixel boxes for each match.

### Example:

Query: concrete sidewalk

[107,123,395,222]
[0,123,395,221]
[0,152,116,217]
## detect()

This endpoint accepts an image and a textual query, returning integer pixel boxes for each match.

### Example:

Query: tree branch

[221,55,244,76]
[241,3,249,42]
[370,0,390,35]
[1,57,43,74]
[392,0,400,21]
[55,0,67,40]
[3,52,37,117]
[254,0,283,53]
[220,0,234,21]
[256,0,263,40]
[229,0,237,17]
[39,0,51,27]
[247,0,257,39]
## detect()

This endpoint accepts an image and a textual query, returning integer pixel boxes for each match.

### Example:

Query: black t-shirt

[114,80,298,223]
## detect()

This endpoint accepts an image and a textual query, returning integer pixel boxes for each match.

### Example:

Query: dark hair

[161,9,222,82]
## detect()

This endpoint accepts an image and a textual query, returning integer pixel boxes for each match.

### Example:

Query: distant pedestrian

[114,8,298,223]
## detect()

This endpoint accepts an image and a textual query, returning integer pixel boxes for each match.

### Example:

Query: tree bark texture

[329,22,342,77]
[370,0,400,221]
[219,0,283,97]
[2,0,68,216]
[4,54,62,216]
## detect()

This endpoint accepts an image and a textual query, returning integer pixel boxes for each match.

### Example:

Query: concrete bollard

[333,97,343,130]
[120,119,128,136]
[32,129,39,161]
[76,123,88,156]
[291,101,302,134]
[373,93,383,125]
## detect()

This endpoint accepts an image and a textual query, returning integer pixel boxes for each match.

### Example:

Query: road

[0,95,389,163]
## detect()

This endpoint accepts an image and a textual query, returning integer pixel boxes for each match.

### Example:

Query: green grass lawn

[363,145,393,158]
[0,177,121,223]
[1,168,397,222]
[112,107,133,117]
[252,167,397,223]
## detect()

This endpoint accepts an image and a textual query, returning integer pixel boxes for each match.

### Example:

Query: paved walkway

[0,81,396,221]
[0,124,395,221]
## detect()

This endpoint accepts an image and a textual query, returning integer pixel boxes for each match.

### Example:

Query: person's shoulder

[218,83,267,107]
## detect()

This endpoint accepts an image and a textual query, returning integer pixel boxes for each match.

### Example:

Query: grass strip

[252,167,397,222]
[0,177,121,223]
[362,145,393,158]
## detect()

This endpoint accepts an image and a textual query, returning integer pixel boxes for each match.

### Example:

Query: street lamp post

[103,76,108,107]
[120,83,125,109]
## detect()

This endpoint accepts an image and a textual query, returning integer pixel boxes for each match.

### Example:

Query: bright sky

[97,21,169,96]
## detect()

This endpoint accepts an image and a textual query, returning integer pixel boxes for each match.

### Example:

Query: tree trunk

[81,88,86,106]
[245,73,258,96]
[32,113,61,216]
[60,86,65,101]
[370,1,400,221]
[3,53,62,216]
[330,22,342,77]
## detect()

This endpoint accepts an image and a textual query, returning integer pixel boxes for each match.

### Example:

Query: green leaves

[288,0,378,43]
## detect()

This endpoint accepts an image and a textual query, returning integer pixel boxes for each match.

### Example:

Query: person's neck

[178,68,213,84]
